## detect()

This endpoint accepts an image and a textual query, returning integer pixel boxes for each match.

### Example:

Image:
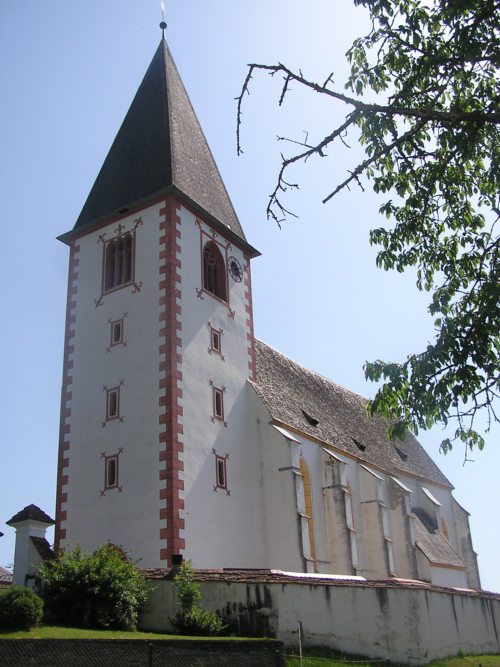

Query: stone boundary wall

[140,571,500,664]
[0,638,285,667]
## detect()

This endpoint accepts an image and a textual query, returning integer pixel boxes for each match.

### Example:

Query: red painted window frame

[210,326,222,354]
[215,454,227,491]
[213,386,224,421]
[104,454,119,490]
[110,318,124,347]
[106,386,120,422]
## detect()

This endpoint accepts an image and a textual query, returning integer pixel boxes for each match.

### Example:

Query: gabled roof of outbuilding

[0,567,12,585]
[252,340,451,487]
[6,504,55,526]
[30,536,55,562]
[68,39,253,252]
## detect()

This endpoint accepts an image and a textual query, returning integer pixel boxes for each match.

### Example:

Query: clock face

[228,256,243,282]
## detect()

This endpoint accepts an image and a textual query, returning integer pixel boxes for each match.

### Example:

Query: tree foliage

[0,585,44,630]
[37,544,148,630]
[237,0,500,454]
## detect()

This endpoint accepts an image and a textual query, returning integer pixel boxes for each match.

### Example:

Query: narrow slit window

[208,325,223,357]
[217,458,226,488]
[212,329,221,352]
[213,451,229,493]
[106,456,118,488]
[109,318,124,347]
[213,387,224,420]
[112,321,122,344]
[100,448,123,495]
[107,387,120,420]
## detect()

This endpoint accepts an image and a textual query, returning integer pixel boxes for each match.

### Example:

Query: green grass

[1,628,498,667]
[286,658,361,667]
[285,656,500,667]
[0,625,267,641]
[428,658,500,667]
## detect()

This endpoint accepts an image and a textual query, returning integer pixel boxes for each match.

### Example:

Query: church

[54,35,480,591]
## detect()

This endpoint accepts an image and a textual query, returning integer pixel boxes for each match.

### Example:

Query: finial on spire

[160,0,167,39]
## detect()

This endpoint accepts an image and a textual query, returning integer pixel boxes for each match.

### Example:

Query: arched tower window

[104,233,133,292]
[203,241,227,301]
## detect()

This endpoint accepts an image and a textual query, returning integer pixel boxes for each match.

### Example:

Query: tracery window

[299,456,317,569]
[104,233,134,292]
[203,241,227,301]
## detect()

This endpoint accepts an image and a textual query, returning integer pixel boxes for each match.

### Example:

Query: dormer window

[352,437,366,452]
[104,233,134,292]
[203,241,227,301]
[302,409,319,427]
[394,445,408,461]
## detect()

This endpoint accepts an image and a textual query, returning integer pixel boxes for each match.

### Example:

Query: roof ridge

[164,43,243,238]
[255,338,370,403]
[253,338,452,488]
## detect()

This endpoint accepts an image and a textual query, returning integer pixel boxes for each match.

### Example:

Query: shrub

[172,605,226,636]
[171,561,226,636]
[37,544,148,630]
[0,585,44,630]
[174,560,202,612]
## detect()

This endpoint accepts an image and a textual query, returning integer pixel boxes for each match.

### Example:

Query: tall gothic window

[299,456,317,570]
[104,233,134,292]
[203,241,227,301]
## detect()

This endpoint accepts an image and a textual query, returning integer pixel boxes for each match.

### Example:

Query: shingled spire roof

[67,39,252,250]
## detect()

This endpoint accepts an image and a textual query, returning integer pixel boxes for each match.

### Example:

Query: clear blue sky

[1,1,498,590]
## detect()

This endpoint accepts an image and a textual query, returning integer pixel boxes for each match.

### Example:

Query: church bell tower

[55,34,259,568]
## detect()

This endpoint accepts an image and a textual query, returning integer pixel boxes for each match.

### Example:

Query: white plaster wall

[297,438,329,568]
[176,207,263,567]
[255,408,304,572]
[141,579,500,664]
[60,194,480,580]
[63,204,163,565]
[321,453,353,573]
[388,483,416,579]
[430,566,468,589]
[452,499,481,589]
[11,521,49,585]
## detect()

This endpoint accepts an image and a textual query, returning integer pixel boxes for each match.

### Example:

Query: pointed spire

[71,40,252,249]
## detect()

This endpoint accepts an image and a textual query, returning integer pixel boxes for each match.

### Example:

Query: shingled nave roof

[252,339,451,488]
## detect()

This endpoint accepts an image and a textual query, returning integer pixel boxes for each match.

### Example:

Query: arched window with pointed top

[299,456,317,571]
[203,241,227,302]
[104,233,134,292]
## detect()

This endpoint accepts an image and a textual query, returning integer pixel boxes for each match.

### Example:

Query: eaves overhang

[58,186,261,259]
